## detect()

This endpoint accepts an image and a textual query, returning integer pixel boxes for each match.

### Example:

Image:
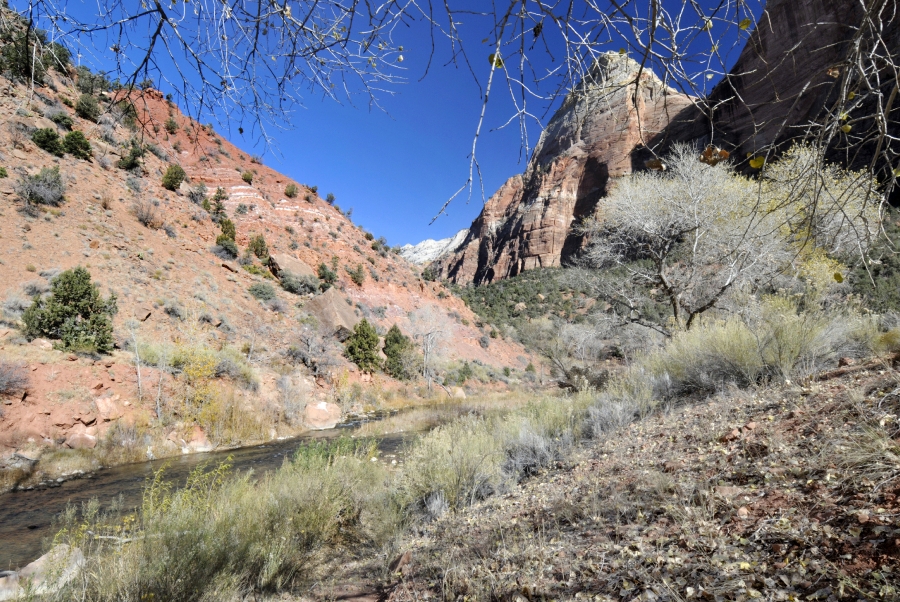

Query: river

[0,421,414,571]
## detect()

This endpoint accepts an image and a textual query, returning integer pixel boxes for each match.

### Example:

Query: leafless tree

[579,143,881,335]
[409,305,450,388]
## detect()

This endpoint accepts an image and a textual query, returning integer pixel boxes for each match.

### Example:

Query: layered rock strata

[434,53,694,284]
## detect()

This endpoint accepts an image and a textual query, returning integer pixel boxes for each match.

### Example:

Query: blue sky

[25,1,762,247]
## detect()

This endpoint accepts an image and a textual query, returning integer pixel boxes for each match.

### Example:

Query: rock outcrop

[433,53,694,284]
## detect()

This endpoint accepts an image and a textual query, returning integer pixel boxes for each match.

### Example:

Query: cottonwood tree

[579,144,881,336]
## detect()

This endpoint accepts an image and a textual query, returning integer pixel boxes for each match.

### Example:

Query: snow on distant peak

[400,229,469,265]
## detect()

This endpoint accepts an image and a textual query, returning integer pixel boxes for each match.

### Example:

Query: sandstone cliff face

[436,53,694,284]
[436,0,900,285]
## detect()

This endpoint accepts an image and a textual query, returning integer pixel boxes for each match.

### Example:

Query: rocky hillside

[431,0,900,285]
[0,61,532,484]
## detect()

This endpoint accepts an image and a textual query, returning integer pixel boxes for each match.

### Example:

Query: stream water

[0,421,415,571]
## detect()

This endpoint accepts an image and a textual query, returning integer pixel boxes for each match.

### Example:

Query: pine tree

[383,324,415,379]
[345,319,380,372]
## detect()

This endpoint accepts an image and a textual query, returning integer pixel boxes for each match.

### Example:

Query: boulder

[95,396,123,421]
[187,426,213,452]
[0,544,83,601]
[304,401,342,430]
[304,287,359,335]
[450,387,467,400]
[268,253,317,279]
[64,433,97,450]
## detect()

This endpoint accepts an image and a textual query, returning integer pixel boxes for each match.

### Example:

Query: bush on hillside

[188,183,207,205]
[248,282,276,301]
[281,272,320,295]
[248,234,268,260]
[161,164,186,190]
[317,263,337,290]
[15,166,66,212]
[62,130,92,159]
[284,183,298,198]
[75,93,101,122]
[345,318,380,372]
[117,139,144,170]
[241,170,253,184]
[348,263,366,286]
[164,117,178,134]
[48,110,74,130]
[22,267,118,354]
[32,128,64,156]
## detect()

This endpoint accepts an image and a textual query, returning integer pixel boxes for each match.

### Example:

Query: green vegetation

[317,263,337,290]
[284,183,298,198]
[215,218,238,258]
[247,234,268,260]
[117,139,144,170]
[22,267,117,354]
[0,28,70,84]
[32,128,64,156]
[164,116,179,133]
[161,164,187,190]
[0,167,7,178]
[75,93,101,122]
[63,130,92,159]
[248,282,276,301]
[49,111,74,130]
[281,272,320,295]
[345,318,380,372]
[383,324,417,380]
[348,263,366,286]
[325,192,335,204]
[241,170,253,184]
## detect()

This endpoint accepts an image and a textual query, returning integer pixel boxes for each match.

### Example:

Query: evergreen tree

[383,324,415,380]
[22,267,118,354]
[345,319,380,372]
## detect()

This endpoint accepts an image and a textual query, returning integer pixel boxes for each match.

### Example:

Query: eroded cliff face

[436,53,694,284]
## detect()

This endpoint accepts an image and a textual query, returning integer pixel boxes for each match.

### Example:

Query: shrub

[317,263,337,290]
[22,267,117,354]
[49,111,74,130]
[241,170,254,184]
[248,282,276,301]
[248,234,268,259]
[0,360,28,396]
[32,128,64,156]
[326,192,335,204]
[161,164,186,190]
[215,237,239,258]
[117,139,144,170]
[164,116,178,134]
[0,167,7,178]
[15,166,66,210]
[281,272,320,295]
[132,200,160,228]
[75,93,101,122]
[345,318,380,372]
[62,130,92,159]
[235,203,248,215]
[349,263,366,286]
[187,182,207,205]
[284,183,298,198]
